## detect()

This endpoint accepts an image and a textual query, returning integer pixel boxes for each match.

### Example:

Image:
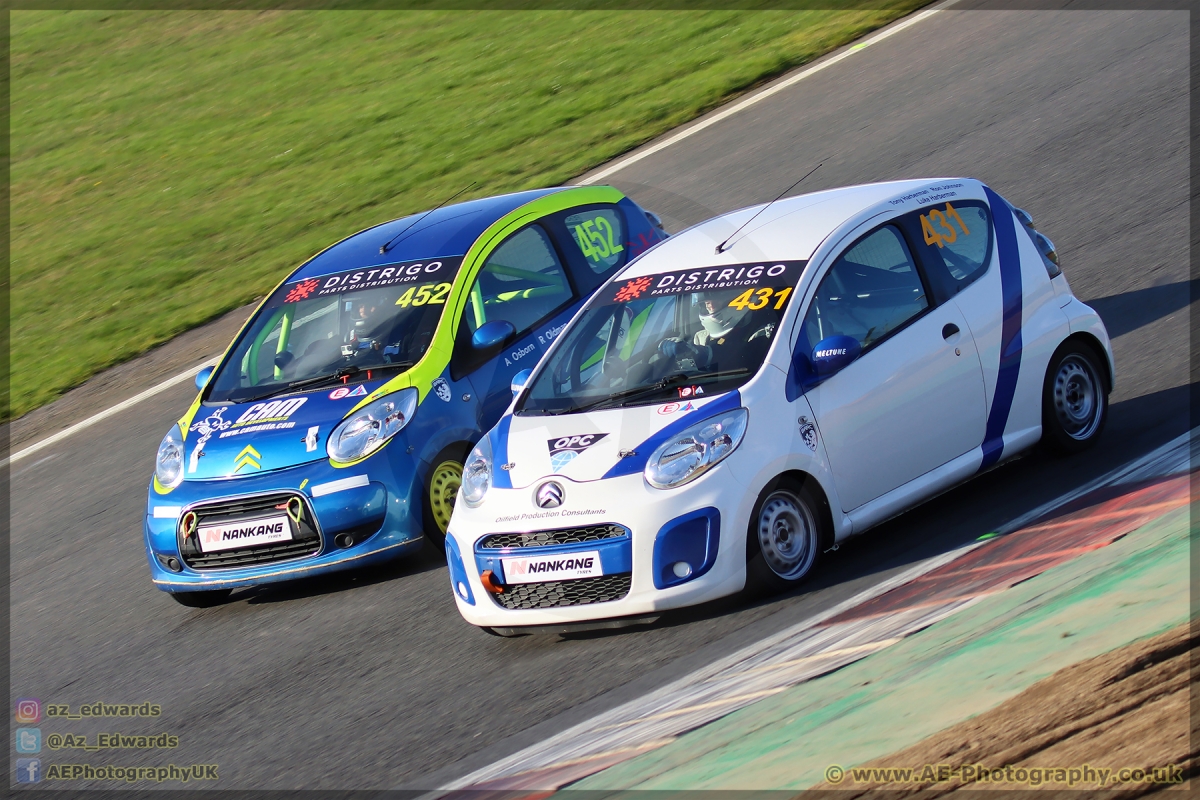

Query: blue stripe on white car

[979,186,1024,469]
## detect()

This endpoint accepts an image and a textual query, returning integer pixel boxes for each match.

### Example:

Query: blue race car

[146,186,667,606]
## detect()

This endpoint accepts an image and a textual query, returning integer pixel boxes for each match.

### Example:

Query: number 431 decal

[921,202,970,248]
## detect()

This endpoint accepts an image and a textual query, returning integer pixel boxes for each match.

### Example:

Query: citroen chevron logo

[534,480,564,509]
[234,445,261,473]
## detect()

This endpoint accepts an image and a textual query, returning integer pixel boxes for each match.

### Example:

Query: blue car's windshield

[517,261,805,415]
[207,258,463,403]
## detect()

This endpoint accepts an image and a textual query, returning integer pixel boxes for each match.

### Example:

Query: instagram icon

[15,699,41,724]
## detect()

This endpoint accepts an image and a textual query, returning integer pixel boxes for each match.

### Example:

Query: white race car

[444,178,1113,634]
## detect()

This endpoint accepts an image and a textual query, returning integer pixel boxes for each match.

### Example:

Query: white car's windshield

[518,261,805,415]
[207,258,462,403]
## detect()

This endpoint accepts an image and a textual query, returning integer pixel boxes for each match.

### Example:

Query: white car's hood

[494,391,741,489]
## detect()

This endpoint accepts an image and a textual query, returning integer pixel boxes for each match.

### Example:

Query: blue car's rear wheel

[1042,341,1108,454]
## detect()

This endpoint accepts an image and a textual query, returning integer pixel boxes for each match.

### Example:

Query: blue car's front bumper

[144,442,426,594]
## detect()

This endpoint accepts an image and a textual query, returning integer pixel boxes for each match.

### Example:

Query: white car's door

[797,221,988,512]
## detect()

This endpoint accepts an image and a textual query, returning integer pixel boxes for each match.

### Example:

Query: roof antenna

[715,163,822,255]
[380,182,478,254]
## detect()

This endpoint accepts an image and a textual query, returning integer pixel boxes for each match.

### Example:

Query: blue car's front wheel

[423,444,469,551]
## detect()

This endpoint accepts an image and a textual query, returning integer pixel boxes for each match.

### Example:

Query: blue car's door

[451,222,580,430]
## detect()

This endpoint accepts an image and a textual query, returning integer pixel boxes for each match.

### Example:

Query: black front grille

[180,492,321,570]
[479,524,626,550]
[490,573,632,610]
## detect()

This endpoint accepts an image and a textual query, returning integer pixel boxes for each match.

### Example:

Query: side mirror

[472,320,516,356]
[195,365,215,391]
[811,335,861,376]
[511,368,532,397]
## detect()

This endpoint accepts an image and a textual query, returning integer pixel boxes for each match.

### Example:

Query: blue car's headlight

[327,387,418,463]
[155,425,185,488]
[645,408,748,489]
[460,435,492,508]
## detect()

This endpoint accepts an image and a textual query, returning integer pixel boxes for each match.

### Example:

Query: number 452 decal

[574,216,624,261]
[921,202,970,248]
[396,282,452,307]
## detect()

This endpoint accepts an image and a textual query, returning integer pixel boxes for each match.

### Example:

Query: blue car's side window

[452,224,578,378]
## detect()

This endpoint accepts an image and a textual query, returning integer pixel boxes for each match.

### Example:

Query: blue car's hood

[182,381,389,480]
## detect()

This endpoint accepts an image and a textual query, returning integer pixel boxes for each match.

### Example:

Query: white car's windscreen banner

[501,550,603,584]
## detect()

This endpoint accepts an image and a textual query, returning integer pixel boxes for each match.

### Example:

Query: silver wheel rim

[1053,355,1102,441]
[756,491,817,581]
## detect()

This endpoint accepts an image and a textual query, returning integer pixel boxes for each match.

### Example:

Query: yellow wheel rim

[429,460,463,534]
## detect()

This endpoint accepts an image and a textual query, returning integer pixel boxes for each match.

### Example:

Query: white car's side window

[802,224,928,354]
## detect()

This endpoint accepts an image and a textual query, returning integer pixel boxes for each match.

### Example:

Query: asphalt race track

[10,5,1189,790]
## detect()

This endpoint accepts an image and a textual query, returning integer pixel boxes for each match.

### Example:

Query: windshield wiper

[565,369,749,414]
[236,362,414,404]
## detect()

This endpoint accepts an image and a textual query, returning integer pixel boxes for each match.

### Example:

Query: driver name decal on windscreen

[610,260,806,302]
[274,256,466,306]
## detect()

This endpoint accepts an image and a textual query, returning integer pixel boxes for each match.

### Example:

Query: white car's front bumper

[446,467,758,629]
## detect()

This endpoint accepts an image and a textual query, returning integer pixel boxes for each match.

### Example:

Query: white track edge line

[577,0,961,186]
[6,358,218,466]
[427,425,1196,794]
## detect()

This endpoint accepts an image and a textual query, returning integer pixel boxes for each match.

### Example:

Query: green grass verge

[12,4,931,420]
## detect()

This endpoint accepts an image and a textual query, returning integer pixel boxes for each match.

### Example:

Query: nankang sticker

[271,256,465,306]
[547,433,608,471]
[610,260,805,302]
[432,378,452,403]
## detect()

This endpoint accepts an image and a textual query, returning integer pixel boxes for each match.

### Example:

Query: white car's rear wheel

[745,478,825,595]
[1042,342,1108,454]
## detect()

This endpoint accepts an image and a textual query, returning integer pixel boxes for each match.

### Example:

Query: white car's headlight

[460,435,493,508]
[327,387,418,463]
[645,408,748,489]
[155,425,185,489]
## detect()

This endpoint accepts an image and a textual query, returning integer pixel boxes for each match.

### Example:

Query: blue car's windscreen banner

[269,256,466,306]
[608,260,806,302]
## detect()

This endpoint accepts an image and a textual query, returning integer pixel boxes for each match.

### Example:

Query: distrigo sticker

[275,257,465,305]
[610,260,805,302]
[501,550,603,584]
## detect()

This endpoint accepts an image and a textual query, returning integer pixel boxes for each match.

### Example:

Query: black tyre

[169,589,232,608]
[1041,342,1108,454]
[744,477,827,597]
[422,443,470,552]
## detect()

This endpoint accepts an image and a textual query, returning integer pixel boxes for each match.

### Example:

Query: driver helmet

[697,289,749,339]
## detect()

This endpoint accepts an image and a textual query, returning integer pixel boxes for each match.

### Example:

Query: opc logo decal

[547,433,608,471]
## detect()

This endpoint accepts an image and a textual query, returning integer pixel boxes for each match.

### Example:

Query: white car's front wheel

[745,478,826,596]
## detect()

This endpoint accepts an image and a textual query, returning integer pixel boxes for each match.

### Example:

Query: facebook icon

[16,757,42,783]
